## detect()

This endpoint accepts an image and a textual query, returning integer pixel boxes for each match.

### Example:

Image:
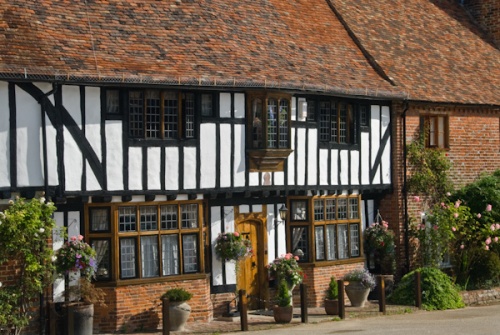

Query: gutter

[402,100,410,275]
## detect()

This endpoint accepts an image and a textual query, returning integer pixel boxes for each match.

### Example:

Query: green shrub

[275,279,292,307]
[162,288,192,302]
[467,250,500,289]
[388,267,464,310]
[326,276,338,300]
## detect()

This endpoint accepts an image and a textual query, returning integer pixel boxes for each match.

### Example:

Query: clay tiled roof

[330,0,500,105]
[0,0,402,99]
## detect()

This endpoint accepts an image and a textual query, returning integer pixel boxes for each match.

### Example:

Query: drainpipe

[402,100,410,275]
[37,82,58,335]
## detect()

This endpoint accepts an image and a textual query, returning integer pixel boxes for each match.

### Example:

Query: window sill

[247,149,293,172]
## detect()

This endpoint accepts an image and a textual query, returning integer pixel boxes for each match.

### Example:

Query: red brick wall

[462,0,500,45]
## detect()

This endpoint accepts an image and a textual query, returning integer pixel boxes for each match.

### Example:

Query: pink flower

[70,236,77,241]
[495,237,499,243]
[496,224,500,230]
[453,213,459,218]
[454,201,461,208]
[78,235,84,241]
[460,244,465,249]
[477,213,482,219]
[486,237,492,245]
[433,225,438,230]
[284,254,291,260]
[440,202,445,208]
[485,245,490,250]
[294,256,299,261]
[382,221,389,228]
[234,232,240,237]
[486,204,492,212]
[414,196,420,202]
[491,224,496,231]
[452,227,456,232]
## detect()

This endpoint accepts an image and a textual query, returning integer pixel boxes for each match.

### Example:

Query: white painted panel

[85,87,102,191]
[105,121,123,191]
[16,87,43,187]
[331,149,339,185]
[0,82,10,187]
[319,149,328,185]
[63,86,81,125]
[201,123,217,188]
[273,171,284,186]
[371,105,381,184]
[239,204,250,214]
[296,128,306,185]
[211,206,223,286]
[339,150,349,185]
[307,128,317,185]
[68,211,81,238]
[183,147,197,189]
[219,93,231,118]
[53,212,65,302]
[165,147,179,191]
[224,206,236,285]
[350,151,360,185]
[291,96,297,121]
[361,132,370,185]
[252,204,263,213]
[128,147,142,190]
[233,124,246,187]
[287,128,296,186]
[249,172,259,186]
[147,147,161,190]
[234,93,245,119]
[381,106,391,185]
[46,116,58,187]
[64,126,83,191]
[219,124,231,188]
[267,206,276,262]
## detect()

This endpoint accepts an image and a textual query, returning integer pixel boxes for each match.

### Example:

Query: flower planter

[168,301,191,331]
[324,299,339,315]
[273,305,293,323]
[71,303,94,335]
[345,281,370,307]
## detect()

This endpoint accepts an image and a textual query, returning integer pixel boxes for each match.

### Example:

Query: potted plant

[273,278,293,323]
[267,253,304,291]
[214,231,252,262]
[343,268,376,307]
[364,217,396,275]
[324,276,339,315]
[162,288,193,331]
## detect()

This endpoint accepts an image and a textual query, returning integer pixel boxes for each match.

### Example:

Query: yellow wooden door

[236,220,261,309]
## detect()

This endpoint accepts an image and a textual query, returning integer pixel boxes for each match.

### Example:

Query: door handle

[252,262,256,268]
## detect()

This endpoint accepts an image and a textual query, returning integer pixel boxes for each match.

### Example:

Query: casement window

[87,201,204,281]
[288,196,362,263]
[422,115,449,149]
[104,89,216,139]
[318,101,355,144]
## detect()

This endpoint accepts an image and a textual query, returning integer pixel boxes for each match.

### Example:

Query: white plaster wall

[128,147,142,190]
[219,93,231,118]
[249,171,259,187]
[234,93,245,119]
[0,82,10,187]
[273,171,284,186]
[267,206,277,262]
[340,150,349,185]
[307,128,318,185]
[165,147,179,191]
[105,121,123,191]
[361,132,370,185]
[200,123,217,188]
[350,150,360,185]
[147,147,161,190]
[233,124,246,187]
[64,125,83,191]
[218,124,231,188]
[16,87,43,187]
[296,128,306,186]
[371,105,381,184]
[183,147,197,189]
[287,128,296,186]
[319,148,328,185]
[224,206,236,285]
[381,106,391,185]
[211,206,223,286]
[331,149,339,186]
[85,87,102,191]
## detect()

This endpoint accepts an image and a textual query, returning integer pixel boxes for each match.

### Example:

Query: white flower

[39,227,45,233]
[0,282,2,288]
[51,256,57,262]
[39,197,46,204]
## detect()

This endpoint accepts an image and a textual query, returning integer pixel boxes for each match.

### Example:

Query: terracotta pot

[168,301,191,331]
[345,281,370,307]
[324,299,339,315]
[273,305,293,323]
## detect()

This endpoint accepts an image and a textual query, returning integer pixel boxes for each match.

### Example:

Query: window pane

[91,239,111,280]
[291,200,307,221]
[140,206,158,231]
[292,226,309,261]
[119,206,137,232]
[331,103,338,143]
[163,91,178,139]
[314,199,324,221]
[278,100,289,148]
[325,199,336,220]
[145,90,161,139]
[337,199,347,219]
[184,93,195,138]
[307,100,315,121]
[326,225,337,260]
[120,238,136,278]
[319,101,330,142]
[339,103,347,143]
[349,198,359,219]
[162,235,179,275]
[106,90,120,114]
[315,226,325,260]
[201,94,213,117]
[161,205,178,230]
[437,116,445,148]
[90,207,110,232]
[350,224,360,257]
[182,234,198,273]
[267,98,278,148]
[360,105,368,127]
[141,236,159,278]
[129,91,144,138]
[181,204,198,228]
[252,98,263,148]
[337,224,349,259]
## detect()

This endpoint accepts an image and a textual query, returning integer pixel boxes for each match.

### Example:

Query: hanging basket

[214,232,252,261]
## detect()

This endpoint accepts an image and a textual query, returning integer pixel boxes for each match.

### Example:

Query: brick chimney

[460,0,500,46]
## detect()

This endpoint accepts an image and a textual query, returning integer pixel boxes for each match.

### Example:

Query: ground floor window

[86,201,204,282]
[288,195,362,263]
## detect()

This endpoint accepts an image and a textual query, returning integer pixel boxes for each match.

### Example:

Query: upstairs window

[422,115,449,149]
[319,101,355,144]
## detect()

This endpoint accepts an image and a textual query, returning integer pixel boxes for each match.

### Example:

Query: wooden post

[162,297,170,335]
[338,280,345,319]
[300,283,308,323]
[378,275,386,314]
[49,302,56,335]
[239,290,248,331]
[415,271,422,309]
[67,305,74,335]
